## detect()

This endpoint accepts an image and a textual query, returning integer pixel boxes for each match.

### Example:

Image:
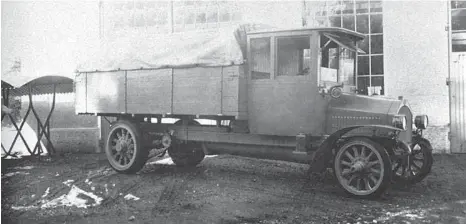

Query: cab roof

[247,27,366,41]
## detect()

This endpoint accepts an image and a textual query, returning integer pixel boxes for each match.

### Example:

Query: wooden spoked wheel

[334,137,392,198]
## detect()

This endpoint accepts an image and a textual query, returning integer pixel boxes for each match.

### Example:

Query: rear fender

[309,125,402,173]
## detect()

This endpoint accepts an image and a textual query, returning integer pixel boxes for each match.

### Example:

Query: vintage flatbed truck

[75,24,433,198]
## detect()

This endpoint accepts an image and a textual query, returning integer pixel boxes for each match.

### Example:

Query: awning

[322,32,366,54]
[2,76,74,96]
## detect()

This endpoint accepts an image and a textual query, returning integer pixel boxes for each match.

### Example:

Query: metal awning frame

[1,82,63,158]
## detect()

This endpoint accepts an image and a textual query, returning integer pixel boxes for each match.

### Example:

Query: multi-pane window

[173,1,242,32]
[304,0,384,95]
[103,1,243,34]
[451,1,466,52]
[107,1,170,32]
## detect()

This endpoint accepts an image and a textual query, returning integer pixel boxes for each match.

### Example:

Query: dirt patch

[2,153,466,224]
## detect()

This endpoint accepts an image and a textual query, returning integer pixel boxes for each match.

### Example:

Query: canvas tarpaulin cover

[76,24,273,73]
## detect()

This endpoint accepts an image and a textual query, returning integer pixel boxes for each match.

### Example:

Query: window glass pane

[133,12,145,27]
[315,17,328,27]
[125,2,134,10]
[196,12,206,23]
[355,0,369,13]
[357,76,370,95]
[452,9,466,30]
[358,36,370,54]
[207,11,218,23]
[453,44,466,52]
[232,11,242,21]
[327,0,343,15]
[452,1,466,9]
[146,12,157,26]
[174,10,184,24]
[185,12,195,24]
[342,15,355,31]
[371,77,384,95]
[370,0,383,12]
[356,14,369,33]
[251,38,271,80]
[330,16,342,27]
[371,55,384,75]
[219,11,230,22]
[357,56,370,75]
[339,49,356,85]
[277,36,311,76]
[342,0,354,14]
[370,34,383,54]
[148,11,168,26]
[135,1,145,10]
[370,14,383,33]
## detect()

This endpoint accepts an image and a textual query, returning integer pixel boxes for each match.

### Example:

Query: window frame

[275,35,313,77]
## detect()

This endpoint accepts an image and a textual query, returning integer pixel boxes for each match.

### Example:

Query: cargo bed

[74,65,248,119]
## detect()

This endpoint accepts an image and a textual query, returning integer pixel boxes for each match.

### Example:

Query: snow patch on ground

[149,155,218,165]
[41,185,103,209]
[63,179,75,187]
[42,187,50,198]
[2,171,30,178]
[1,123,47,159]
[85,179,92,185]
[151,157,174,165]
[124,194,140,201]
[376,209,426,222]
[11,205,37,211]
[13,166,34,170]
[11,185,103,211]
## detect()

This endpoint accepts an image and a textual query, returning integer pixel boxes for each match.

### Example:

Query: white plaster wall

[1,1,100,85]
[383,1,450,152]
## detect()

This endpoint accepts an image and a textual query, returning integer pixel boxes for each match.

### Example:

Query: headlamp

[392,115,407,130]
[414,115,428,129]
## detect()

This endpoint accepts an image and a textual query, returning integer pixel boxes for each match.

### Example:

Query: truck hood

[326,93,413,142]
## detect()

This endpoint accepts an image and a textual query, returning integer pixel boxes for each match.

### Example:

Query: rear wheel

[168,141,205,167]
[168,119,205,167]
[105,120,148,173]
[334,137,392,198]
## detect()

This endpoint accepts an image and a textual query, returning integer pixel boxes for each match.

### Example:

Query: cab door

[247,31,328,136]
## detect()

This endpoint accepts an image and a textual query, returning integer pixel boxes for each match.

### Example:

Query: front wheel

[334,137,392,198]
[392,138,433,184]
[105,120,148,173]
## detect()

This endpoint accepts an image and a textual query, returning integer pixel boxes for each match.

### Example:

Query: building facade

[99,0,466,153]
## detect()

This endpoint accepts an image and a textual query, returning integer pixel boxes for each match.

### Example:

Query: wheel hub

[116,139,129,153]
[350,160,366,172]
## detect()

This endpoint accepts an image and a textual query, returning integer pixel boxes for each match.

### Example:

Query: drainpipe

[170,0,174,33]
[302,0,307,27]
[447,0,452,153]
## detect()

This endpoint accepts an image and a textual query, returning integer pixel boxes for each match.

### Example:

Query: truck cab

[246,27,365,136]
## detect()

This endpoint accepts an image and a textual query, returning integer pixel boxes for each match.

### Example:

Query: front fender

[309,125,402,173]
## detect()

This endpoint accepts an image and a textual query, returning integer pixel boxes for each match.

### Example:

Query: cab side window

[276,36,310,76]
[319,35,356,86]
[250,37,271,80]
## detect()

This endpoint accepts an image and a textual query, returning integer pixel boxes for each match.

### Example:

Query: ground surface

[1,153,466,224]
